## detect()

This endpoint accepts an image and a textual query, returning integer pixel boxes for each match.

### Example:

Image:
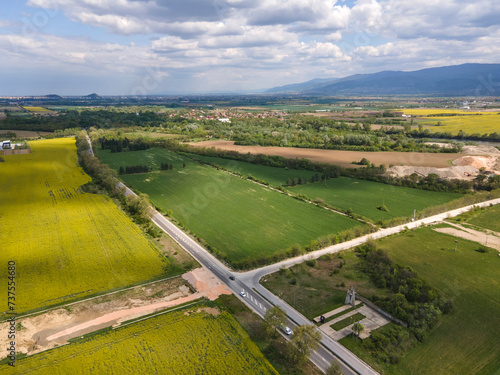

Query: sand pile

[387,165,479,179]
[453,155,498,170]
[462,145,500,155]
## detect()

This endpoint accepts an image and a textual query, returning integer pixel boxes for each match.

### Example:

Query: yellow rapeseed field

[0,138,170,315]
[22,106,52,113]
[2,303,278,375]
[402,109,500,135]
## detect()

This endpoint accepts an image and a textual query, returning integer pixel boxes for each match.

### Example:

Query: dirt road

[0,268,231,360]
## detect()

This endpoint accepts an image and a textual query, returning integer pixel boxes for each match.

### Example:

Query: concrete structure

[0,140,11,149]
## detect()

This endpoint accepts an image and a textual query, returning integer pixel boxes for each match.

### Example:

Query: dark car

[229,275,235,280]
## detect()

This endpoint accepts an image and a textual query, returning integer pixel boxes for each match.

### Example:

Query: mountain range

[265,63,500,96]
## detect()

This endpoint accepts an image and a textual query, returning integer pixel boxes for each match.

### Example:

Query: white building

[0,140,11,150]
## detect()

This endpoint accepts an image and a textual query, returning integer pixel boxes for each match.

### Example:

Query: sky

[0,0,499,95]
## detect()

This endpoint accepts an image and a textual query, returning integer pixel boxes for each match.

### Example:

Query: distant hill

[85,93,102,99]
[265,78,339,94]
[44,94,63,99]
[265,64,500,96]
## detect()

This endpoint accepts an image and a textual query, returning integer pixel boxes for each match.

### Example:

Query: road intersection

[119,180,499,374]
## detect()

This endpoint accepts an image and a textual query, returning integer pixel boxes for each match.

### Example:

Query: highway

[117,179,500,375]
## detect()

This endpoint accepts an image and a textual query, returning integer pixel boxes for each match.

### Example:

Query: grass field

[0,301,278,375]
[0,139,174,315]
[98,148,361,267]
[289,177,461,221]
[463,205,500,232]
[344,226,500,375]
[185,154,462,222]
[331,312,365,331]
[402,109,500,135]
[123,131,185,139]
[186,153,318,186]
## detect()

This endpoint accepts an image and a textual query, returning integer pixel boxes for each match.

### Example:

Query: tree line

[99,137,151,153]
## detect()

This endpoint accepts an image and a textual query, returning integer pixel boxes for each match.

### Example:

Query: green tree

[289,324,322,364]
[264,305,288,338]
[326,360,344,375]
[352,321,364,340]
[126,193,152,221]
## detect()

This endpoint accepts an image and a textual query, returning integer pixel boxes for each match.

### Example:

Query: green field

[1,301,278,375]
[0,139,174,315]
[464,204,500,232]
[289,177,461,221]
[345,226,500,375]
[186,153,318,186]
[184,153,461,222]
[98,148,361,267]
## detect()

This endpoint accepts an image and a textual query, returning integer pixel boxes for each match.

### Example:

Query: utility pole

[454,239,458,253]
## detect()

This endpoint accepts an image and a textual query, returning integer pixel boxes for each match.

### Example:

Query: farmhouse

[0,140,11,149]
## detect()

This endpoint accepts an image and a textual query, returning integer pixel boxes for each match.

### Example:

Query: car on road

[229,275,235,280]
[240,291,247,298]
[281,324,293,335]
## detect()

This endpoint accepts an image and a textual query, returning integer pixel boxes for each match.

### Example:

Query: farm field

[123,131,185,139]
[0,138,173,316]
[189,140,460,168]
[402,109,500,135]
[343,226,500,375]
[186,153,318,186]
[186,154,462,221]
[289,177,461,221]
[22,106,52,113]
[0,301,278,375]
[98,148,361,268]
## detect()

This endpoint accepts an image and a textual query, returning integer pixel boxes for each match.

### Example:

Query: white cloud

[2,0,498,94]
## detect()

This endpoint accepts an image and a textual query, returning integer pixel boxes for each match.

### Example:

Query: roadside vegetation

[220,295,323,375]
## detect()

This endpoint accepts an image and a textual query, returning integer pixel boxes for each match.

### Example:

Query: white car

[282,325,293,335]
[240,291,247,298]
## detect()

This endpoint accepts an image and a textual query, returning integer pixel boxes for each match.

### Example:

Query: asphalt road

[117,179,500,375]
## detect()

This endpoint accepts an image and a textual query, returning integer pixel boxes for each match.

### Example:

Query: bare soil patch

[434,223,500,252]
[0,129,52,138]
[462,145,500,155]
[0,268,231,360]
[0,149,31,156]
[190,140,459,168]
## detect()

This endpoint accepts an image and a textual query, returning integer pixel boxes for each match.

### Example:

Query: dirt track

[0,268,231,360]
[190,140,459,168]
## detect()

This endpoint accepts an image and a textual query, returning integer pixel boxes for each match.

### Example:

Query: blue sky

[1,0,499,95]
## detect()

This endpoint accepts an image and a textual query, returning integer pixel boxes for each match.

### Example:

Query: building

[0,140,11,150]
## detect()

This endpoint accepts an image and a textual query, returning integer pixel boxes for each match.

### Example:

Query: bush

[305,259,317,267]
